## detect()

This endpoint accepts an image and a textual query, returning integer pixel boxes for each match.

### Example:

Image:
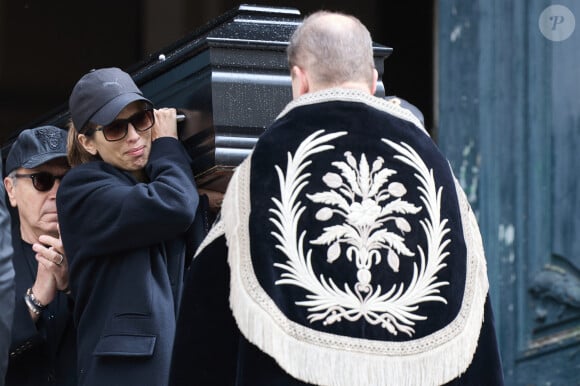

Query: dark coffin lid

[1,4,392,192]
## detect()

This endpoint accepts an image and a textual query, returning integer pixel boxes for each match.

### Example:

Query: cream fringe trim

[223,149,489,386]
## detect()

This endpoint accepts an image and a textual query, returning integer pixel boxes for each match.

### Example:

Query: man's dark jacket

[6,232,76,386]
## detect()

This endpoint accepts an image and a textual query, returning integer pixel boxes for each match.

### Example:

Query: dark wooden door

[438,1,580,384]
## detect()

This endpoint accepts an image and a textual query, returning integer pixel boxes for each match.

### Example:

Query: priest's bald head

[287,11,378,98]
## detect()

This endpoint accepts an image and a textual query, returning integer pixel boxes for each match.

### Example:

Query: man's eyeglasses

[12,172,66,192]
[91,109,155,142]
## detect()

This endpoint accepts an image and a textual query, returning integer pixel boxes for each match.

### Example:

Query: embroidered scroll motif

[269,130,451,337]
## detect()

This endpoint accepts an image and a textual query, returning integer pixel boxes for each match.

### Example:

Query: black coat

[171,90,505,386]
[0,151,15,384]
[57,138,200,386]
[6,236,76,386]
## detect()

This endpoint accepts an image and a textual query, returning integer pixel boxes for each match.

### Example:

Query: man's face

[4,158,69,243]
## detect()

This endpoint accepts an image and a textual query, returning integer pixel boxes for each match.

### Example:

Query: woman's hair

[287,11,375,89]
[66,120,100,167]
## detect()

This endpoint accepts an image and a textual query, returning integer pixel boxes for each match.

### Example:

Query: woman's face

[79,101,152,173]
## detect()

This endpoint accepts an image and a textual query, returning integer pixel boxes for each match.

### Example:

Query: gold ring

[55,253,64,266]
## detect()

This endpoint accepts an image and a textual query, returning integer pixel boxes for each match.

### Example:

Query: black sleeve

[170,234,240,386]
[58,137,199,257]
[444,296,505,386]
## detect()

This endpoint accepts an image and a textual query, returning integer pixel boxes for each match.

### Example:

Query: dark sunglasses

[12,171,66,192]
[92,109,155,142]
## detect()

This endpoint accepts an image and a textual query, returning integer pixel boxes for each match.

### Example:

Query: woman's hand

[151,108,178,141]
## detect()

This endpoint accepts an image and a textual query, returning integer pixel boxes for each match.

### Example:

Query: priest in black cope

[171,11,504,386]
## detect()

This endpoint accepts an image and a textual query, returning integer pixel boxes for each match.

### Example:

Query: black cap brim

[20,153,68,170]
[90,92,151,126]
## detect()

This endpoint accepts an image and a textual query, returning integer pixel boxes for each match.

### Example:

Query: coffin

[1,4,392,192]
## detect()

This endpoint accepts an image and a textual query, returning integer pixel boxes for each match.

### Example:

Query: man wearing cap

[3,126,76,386]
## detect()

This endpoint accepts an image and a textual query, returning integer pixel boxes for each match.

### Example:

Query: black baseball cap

[6,126,68,174]
[69,67,151,132]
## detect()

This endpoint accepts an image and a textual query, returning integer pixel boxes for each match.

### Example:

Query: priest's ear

[290,65,309,99]
[370,68,378,95]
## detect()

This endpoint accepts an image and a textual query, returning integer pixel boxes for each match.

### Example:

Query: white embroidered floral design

[308,152,421,293]
[269,130,450,337]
